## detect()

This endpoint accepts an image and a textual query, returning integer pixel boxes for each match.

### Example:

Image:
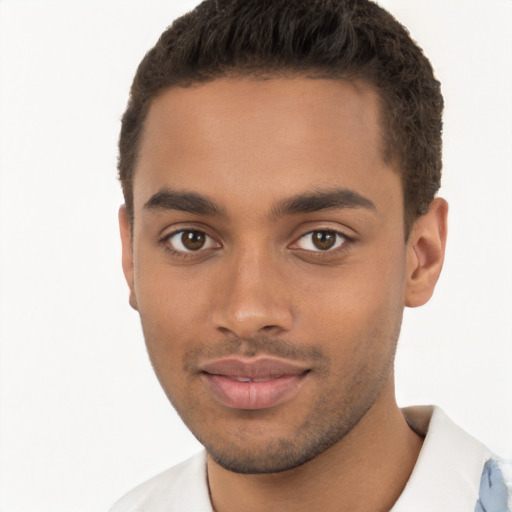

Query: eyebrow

[143,187,376,219]
[144,188,226,217]
[270,188,376,218]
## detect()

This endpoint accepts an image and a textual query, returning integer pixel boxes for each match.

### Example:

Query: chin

[200,411,361,475]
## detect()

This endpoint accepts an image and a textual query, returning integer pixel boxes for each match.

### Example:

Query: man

[112,0,511,510]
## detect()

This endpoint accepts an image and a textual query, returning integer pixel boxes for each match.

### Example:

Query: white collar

[111,406,491,511]
[391,405,491,511]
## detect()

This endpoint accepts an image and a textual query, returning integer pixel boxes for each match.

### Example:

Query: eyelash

[159,229,220,259]
[159,228,354,260]
[291,229,353,258]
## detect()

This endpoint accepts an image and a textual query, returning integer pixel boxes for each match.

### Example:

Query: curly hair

[119,0,443,234]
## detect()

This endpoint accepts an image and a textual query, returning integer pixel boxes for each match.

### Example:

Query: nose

[210,246,294,339]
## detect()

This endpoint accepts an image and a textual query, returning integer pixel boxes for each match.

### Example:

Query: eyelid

[158,223,354,259]
[159,226,222,255]
[296,231,344,251]
[289,227,355,256]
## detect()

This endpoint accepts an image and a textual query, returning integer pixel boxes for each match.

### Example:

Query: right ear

[119,205,138,311]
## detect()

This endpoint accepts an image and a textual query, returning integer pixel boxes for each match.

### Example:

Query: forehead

[134,77,400,217]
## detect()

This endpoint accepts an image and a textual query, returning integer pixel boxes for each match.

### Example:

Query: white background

[0,1,511,511]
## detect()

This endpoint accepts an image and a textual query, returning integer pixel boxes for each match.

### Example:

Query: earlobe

[405,197,448,308]
[119,205,139,311]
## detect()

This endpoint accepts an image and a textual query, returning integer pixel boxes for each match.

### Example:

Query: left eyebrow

[270,188,376,219]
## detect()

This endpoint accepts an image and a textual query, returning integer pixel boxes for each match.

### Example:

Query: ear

[119,205,139,311]
[405,197,448,308]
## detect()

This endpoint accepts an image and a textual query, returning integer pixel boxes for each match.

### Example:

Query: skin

[120,77,448,512]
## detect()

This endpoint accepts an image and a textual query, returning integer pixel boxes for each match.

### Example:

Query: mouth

[199,357,310,410]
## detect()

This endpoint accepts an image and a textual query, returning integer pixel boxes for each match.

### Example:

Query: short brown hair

[119,0,443,233]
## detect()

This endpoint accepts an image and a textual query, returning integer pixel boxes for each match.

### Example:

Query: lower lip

[202,373,307,410]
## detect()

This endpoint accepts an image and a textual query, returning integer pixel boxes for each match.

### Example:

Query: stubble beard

[202,391,380,475]
[154,331,399,475]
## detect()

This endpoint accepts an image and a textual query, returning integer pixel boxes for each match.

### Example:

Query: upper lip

[199,357,310,379]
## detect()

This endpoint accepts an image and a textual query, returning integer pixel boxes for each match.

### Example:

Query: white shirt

[110,406,511,512]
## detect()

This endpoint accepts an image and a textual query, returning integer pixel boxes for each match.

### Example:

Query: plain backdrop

[0,1,511,511]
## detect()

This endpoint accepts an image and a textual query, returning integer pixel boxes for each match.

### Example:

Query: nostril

[217,326,234,336]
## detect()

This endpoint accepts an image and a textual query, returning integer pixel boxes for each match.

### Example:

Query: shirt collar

[391,405,491,512]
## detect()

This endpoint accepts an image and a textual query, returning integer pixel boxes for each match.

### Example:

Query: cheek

[132,266,204,368]
[134,249,210,324]
[294,249,407,345]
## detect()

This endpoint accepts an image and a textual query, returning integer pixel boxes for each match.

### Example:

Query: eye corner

[160,228,222,258]
[292,229,350,252]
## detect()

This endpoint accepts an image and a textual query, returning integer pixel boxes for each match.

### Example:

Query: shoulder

[109,450,213,512]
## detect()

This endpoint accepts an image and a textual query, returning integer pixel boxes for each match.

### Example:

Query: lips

[199,357,309,410]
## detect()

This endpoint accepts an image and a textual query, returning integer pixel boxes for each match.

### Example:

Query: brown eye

[312,231,337,250]
[166,230,218,253]
[295,230,345,252]
[181,231,206,251]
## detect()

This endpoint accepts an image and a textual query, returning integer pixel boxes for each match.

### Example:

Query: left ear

[405,197,448,308]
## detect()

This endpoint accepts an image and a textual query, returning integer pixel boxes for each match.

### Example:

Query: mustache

[182,335,330,372]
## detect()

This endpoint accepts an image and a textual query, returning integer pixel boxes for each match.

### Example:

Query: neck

[207,380,423,512]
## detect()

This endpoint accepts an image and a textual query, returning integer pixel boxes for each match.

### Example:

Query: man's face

[121,77,411,473]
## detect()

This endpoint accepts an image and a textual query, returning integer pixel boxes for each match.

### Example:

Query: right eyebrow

[143,188,226,217]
